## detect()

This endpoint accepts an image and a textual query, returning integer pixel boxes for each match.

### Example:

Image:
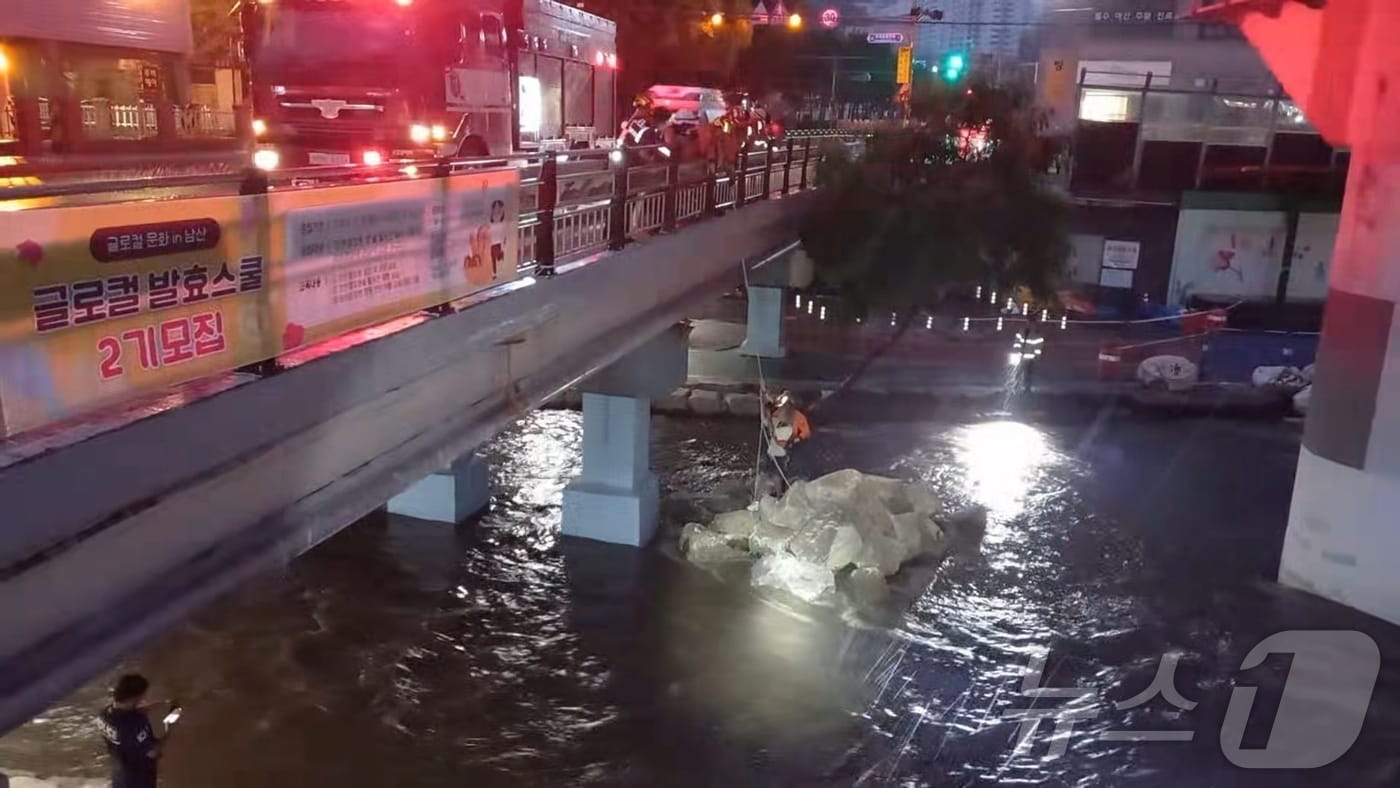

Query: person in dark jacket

[96,674,174,788]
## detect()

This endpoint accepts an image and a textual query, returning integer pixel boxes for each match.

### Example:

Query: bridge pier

[741,285,787,358]
[562,326,688,546]
[388,452,491,524]
[1277,2,1400,625]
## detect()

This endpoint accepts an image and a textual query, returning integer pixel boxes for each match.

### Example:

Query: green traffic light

[939,51,968,82]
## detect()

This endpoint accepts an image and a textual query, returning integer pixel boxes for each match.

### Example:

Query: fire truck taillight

[431,124,448,142]
[410,124,431,144]
[362,150,384,166]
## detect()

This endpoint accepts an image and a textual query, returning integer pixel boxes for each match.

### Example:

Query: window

[1080,90,1135,123]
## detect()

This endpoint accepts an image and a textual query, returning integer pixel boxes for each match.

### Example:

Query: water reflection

[954,420,1054,521]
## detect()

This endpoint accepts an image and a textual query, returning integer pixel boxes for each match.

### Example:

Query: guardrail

[0,134,854,440]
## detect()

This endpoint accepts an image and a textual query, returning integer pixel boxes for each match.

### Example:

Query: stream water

[3,402,1398,787]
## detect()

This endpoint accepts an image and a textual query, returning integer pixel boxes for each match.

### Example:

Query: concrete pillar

[1279,2,1400,625]
[561,324,688,546]
[388,452,491,524]
[561,394,659,546]
[741,285,787,358]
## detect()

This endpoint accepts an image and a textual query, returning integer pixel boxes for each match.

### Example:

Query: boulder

[688,388,725,416]
[655,388,693,415]
[752,552,834,602]
[680,523,749,564]
[711,508,758,539]
[939,505,988,541]
[724,392,763,417]
[686,469,965,600]
[848,567,890,607]
[750,520,795,555]
[826,525,864,570]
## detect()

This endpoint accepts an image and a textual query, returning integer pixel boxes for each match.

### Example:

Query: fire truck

[239,0,618,169]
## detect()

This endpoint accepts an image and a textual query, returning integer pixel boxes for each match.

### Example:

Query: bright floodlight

[362,150,384,166]
[252,148,279,171]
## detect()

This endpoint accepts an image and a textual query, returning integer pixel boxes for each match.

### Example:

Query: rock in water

[826,525,863,570]
[848,566,889,607]
[750,520,795,555]
[680,523,750,564]
[711,509,759,540]
[751,552,834,602]
[686,470,967,601]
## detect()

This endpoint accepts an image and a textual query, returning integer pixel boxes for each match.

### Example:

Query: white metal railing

[180,106,238,136]
[554,203,611,258]
[517,222,538,267]
[676,183,706,221]
[715,176,737,208]
[626,191,666,235]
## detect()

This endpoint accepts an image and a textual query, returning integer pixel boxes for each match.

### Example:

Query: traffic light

[939,51,967,83]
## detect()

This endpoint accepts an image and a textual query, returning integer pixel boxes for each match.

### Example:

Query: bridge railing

[0,135,852,440]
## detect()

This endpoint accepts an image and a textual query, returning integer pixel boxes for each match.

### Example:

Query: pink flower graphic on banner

[15,240,42,267]
[1210,233,1244,282]
[282,322,306,350]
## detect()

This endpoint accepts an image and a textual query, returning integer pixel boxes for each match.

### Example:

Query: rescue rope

[740,258,791,501]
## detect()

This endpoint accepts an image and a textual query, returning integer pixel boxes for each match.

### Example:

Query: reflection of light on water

[956,420,1051,520]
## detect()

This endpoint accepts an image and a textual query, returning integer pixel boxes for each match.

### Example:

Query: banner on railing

[0,196,274,437]
[270,168,520,350]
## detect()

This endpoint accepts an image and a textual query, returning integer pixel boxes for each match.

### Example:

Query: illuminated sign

[866,32,904,44]
[820,8,839,28]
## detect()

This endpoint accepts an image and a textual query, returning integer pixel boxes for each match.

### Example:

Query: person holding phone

[95,674,177,788]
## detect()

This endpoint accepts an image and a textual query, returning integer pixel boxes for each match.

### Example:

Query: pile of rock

[680,469,984,606]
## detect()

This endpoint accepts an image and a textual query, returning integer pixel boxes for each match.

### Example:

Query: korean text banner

[271,167,521,350]
[0,196,273,437]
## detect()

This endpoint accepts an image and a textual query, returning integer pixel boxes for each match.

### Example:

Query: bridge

[0,139,837,730]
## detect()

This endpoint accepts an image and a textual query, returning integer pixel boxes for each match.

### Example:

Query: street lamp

[786,12,803,29]
[710,11,725,26]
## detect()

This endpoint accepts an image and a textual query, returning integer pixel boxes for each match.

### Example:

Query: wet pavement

[3,400,1398,787]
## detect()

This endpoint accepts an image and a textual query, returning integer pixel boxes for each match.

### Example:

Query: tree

[799,80,1070,397]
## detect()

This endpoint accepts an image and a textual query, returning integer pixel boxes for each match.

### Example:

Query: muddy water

[3,405,1399,787]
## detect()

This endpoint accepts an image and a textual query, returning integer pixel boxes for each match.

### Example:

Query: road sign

[896,45,914,84]
[820,7,839,28]
[866,32,905,44]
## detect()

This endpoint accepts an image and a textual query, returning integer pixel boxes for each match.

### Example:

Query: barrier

[0,196,275,436]
[0,137,838,438]
[270,169,520,349]
[0,167,520,437]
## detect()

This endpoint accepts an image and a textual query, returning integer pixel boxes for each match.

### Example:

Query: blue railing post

[537,154,559,276]
[608,149,629,251]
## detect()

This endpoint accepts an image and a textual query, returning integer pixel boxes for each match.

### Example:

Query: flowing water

[4,402,1400,787]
